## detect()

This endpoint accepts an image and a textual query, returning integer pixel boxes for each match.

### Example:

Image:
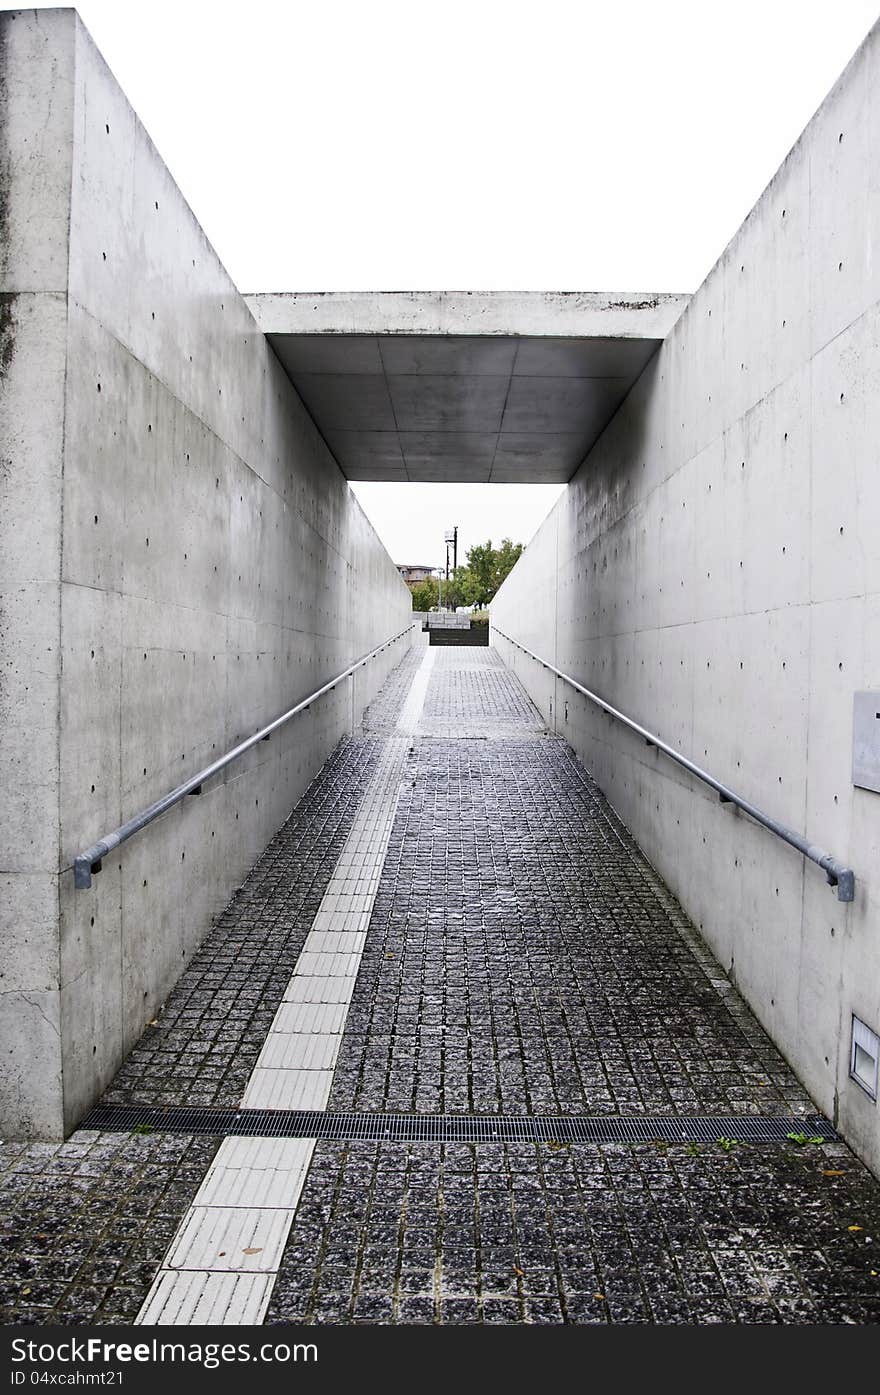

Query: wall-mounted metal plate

[851,1015,879,1102]
[853,691,880,794]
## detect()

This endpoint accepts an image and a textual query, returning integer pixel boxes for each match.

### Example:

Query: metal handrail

[72,625,414,890]
[493,627,855,903]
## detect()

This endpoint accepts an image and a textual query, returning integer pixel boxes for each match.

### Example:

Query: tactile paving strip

[136,647,437,1327]
[81,1103,837,1144]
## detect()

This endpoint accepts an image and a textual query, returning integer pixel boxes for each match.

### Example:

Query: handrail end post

[834,867,855,903]
[74,855,96,890]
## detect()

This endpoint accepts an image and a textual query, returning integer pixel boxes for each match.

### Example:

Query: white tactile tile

[312,909,370,934]
[270,1001,348,1035]
[198,1138,315,1208]
[335,894,374,913]
[293,949,362,978]
[333,859,383,878]
[240,1067,335,1110]
[139,1271,276,1326]
[165,1207,295,1273]
[305,910,334,932]
[303,930,367,954]
[397,647,436,732]
[255,1032,342,1072]
[282,975,354,1004]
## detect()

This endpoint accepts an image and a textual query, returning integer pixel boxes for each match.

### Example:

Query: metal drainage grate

[80,1104,838,1144]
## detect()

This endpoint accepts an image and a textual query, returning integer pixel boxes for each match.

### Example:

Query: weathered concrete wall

[0,9,411,1138]
[493,24,880,1172]
[248,290,688,340]
[0,8,76,1139]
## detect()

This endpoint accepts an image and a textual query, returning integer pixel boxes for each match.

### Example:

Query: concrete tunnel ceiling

[245,292,689,483]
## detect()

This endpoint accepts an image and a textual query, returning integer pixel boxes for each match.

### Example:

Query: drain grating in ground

[80,1103,837,1144]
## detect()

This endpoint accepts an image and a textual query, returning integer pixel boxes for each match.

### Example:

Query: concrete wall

[0,9,411,1138]
[0,7,75,1143]
[493,23,880,1173]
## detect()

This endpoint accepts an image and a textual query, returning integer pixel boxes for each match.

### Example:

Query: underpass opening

[2,8,877,1211]
[245,290,687,484]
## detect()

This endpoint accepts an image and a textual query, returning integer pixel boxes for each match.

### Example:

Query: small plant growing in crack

[716,1136,742,1152]
[131,1122,155,1135]
[786,1132,825,1146]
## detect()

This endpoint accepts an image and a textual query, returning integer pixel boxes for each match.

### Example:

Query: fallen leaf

[822,1170,846,1177]
[21,1287,31,1296]
[593,1293,605,1301]
[218,1251,226,1257]
[242,1246,263,1255]
[385,953,395,959]
[848,1225,864,1233]
[870,1270,878,1277]
[513,1266,525,1277]
[148,1019,159,1028]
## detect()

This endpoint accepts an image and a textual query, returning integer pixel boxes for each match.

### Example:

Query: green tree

[409,541,524,612]
[441,570,467,609]
[463,541,497,608]
[448,566,473,608]
[495,537,524,588]
[410,577,438,611]
[459,538,524,607]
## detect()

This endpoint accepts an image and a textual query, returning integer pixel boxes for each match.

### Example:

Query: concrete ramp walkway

[2,647,880,1325]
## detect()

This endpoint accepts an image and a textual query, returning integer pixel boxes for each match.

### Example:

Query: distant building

[397,563,436,588]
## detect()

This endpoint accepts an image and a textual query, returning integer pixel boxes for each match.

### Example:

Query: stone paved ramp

[2,646,880,1325]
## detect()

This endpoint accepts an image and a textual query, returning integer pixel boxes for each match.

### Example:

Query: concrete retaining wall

[493,23,880,1173]
[0,9,411,1138]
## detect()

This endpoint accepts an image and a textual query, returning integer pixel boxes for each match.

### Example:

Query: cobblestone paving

[4,645,880,1326]
[0,660,420,1326]
[0,1132,219,1325]
[362,643,426,733]
[268,648,880,1325]
[329,682,809,1118]
[265,1137,880,1325]
[419,648,546,739]
[104,737,386,1108]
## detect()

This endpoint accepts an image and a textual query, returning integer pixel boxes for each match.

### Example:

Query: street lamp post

[444,527,458,608]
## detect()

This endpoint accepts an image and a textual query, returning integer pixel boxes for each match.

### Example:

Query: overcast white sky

[34,0,880,564]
